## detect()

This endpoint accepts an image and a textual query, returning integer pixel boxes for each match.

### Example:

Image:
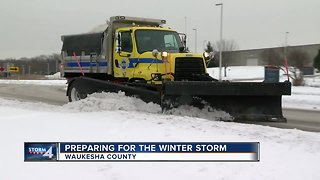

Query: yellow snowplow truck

[61,16,291,122]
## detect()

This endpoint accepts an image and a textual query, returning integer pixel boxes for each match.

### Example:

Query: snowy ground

[0,76,320,179]
[1,93,320,180]
[0,79,67,86]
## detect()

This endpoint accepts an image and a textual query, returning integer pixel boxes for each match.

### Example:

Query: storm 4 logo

[25,143,57,161]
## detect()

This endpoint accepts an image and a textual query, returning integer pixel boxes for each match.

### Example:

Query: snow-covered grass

[1,95,320,180]
[208,66,265,81]
[283,86,320,110]
[44,72,64,80]
[207,66,318,84]
[305,75,320,87]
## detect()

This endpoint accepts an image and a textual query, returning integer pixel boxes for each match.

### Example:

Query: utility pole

[185,16,187,48]
[193,28,197,52]
[216,3,223,81]
[56,59,58,72]
[284,31,290,81]
[284,32,289,60]
[47,62,50,75]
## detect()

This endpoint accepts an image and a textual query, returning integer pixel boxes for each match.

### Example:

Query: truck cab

[61,16,210,84]
[113,26,208,84]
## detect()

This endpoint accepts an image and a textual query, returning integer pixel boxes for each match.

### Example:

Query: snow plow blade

[162,81,291,122]
[70,77,161,104]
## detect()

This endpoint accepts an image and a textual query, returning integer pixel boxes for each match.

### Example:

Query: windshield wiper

[139,49,154,54]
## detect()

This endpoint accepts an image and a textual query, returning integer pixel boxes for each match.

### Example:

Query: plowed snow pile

[63,92,233,121]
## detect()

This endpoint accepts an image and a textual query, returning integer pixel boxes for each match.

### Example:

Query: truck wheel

[67,82,86,102]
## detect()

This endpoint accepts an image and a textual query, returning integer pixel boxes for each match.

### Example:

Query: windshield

[135,30,183,54]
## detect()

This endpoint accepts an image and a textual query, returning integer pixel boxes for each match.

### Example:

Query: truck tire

[67,82,87,102]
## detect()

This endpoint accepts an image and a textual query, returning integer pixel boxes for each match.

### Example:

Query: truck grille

[174,57,205,81]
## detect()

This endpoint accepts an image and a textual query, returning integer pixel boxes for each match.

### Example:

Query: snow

[1,94,320,180]
[64,92,233,121]
[304,75,320,87]
[45,72,64,80]
[208,66,265,81]
[0,76,319,179]
[0,79,67,86]
[207,66,297,82]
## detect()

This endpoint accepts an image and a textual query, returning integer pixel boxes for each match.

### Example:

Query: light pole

[284,31,289,81]
[284,32,289,59]
[185,16,187,48]
[216,3,223,81]
[192,28,197,52]
[47,62,50,75]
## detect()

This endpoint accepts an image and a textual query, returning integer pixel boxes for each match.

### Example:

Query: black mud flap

[162,81,291,122]
[69,77,161,104]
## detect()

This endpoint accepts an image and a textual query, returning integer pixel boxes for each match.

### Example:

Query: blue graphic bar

[59,142,258,153]
[24,142,260,162]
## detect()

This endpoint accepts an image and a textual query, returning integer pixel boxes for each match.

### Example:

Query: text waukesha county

[63,153,137,160]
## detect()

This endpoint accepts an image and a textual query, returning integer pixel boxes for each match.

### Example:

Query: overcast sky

[1,0,320,59]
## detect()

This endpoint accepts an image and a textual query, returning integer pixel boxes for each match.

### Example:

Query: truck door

[113,31,134,78]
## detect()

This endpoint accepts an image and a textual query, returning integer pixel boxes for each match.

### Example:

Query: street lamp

[216,3,223,81]
[185,16,187,48]
[193,28,197,52]
[284,32,289,58]
[284,31,289,81]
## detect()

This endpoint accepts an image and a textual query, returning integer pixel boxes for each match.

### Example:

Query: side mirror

[178,33,187,52]
[204,52,215,66]
[203,52,215,60]
[115,32,121,53]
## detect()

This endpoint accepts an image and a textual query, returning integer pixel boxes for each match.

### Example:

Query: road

[254,109,320,132]
[0,83,319,132]
[0,84,68,105]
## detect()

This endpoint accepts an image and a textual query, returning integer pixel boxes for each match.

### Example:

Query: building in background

[227,43,320,67]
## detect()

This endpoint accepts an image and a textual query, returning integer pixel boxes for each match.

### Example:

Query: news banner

[24,142,260,162]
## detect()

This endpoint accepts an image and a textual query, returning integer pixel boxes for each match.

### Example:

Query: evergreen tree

[205,41,214,53]
[313,49,320,71]
[204,41,218,67]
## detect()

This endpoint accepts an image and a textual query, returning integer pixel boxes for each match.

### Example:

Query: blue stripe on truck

[128,58,163,68]
[66,58,162,68]
[66,61,108,67]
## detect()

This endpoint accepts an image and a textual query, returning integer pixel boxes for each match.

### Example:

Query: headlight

[162,52,168,58]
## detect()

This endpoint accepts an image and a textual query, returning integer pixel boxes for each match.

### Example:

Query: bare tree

[0,53,61,75]
[314,49,320,71]
[287,49,310,70]
[260,48,283,65]
[212,39,239,76]
[204,41,218,67]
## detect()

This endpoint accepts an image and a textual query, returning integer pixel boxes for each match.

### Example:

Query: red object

[163,55,167,79]
[0,67,4,72]
[168,54,172,79]
[284,57,289,81]
[73,52,85,76]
